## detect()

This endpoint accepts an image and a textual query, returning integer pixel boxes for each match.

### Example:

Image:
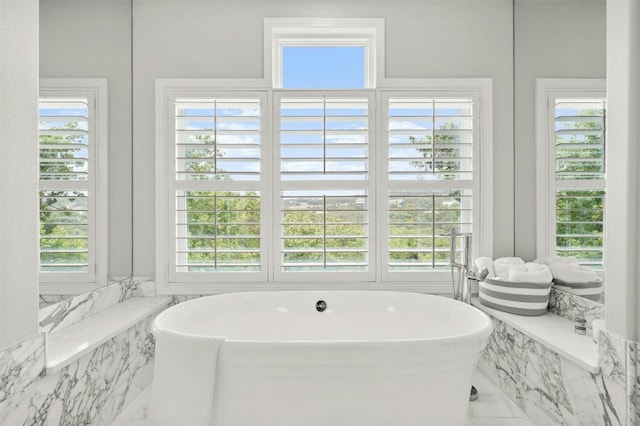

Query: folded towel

[550,264,598,283]
[493,257,525,280]
[148,328,225,426]
[507,262,553,283]
[474,257,495,278]
[534,256,579,267]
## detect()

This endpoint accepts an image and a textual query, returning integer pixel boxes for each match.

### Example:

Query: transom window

[282,46,366,89]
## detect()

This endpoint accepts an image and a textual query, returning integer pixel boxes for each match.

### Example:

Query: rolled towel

[507,262,553,283]
[474,257,495,278]
[493,257,525,280]
[550,264,598,283]
[534,256,579,267]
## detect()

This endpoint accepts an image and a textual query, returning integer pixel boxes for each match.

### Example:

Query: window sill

[45,296,171,375]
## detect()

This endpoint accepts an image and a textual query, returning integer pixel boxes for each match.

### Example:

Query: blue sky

[282,46,365,89]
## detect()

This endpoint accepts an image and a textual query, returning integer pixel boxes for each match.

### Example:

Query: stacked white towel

[550,265,599,283]
[507,262,553,283]
[474,257,495,278]
[533,256,579,267]
[493,257,525,280]
[534,256,598,283]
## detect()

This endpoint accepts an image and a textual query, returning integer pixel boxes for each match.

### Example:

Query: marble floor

[126,369,534,426]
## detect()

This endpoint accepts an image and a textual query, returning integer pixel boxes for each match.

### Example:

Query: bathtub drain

[316,300,327,312]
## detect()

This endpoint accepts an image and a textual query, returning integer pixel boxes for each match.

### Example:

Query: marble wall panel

[548,288,605,326]
[0,316,155,425]
[480,315,626,425]
[0,334,45,404]
[38,277,154,334]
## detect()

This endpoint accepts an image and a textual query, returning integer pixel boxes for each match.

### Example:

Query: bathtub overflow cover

[316,300,327,312]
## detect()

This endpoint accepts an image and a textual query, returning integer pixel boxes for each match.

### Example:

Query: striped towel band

[479,278,552,316]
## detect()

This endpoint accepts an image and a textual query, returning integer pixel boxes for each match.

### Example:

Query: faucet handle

[477,267,489,281]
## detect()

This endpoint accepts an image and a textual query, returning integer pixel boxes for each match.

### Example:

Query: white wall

[514,0,606,260]
[0,0,39,349]
[132,0,515,276]
[605,0,640,341]
[40,1,133,277]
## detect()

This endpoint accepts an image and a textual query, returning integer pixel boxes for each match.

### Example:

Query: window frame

[265,18,384,89]
[155,78,493,294]
[38,78,108,293]
[535,78,606,274]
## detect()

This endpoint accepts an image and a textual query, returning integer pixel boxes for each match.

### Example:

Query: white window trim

[535,78,606,271]
[39,78,109,294]
[155,78,493,295]
[265,18,385,89]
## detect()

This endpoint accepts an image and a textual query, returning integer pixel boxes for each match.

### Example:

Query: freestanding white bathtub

[147,291,492,426]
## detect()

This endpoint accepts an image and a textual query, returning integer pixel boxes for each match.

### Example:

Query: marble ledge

[46,296,170,375]
[471,298,599,374]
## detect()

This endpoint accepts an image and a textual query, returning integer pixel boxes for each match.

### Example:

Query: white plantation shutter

[157,79,493,291]
[275,92,374,280]
[169,94,267,282]
[39,95,94,280]
[554,98,606,268]
[383,94,476,277]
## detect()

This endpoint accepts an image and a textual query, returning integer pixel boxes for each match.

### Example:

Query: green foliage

[184,191,261,271]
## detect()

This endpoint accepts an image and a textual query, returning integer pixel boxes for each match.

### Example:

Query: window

[39,79,108,289]
[274,92,375,281]
[536,79,606,271]
[383,94,476,279]
[266,18,383,88]
[168,93,268,283]
[282,46,365,89]
[156,19,493,293]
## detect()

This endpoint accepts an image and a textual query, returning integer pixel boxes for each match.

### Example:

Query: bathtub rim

[153,290,493,345]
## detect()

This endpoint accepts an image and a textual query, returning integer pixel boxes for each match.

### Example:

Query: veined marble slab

[39,277,154,334]
[548,287,605,326]
[46,297,170,375]
[472,298,599,373]
[479,316,624,425]
[0,315,156,426]
[0,333,45,404]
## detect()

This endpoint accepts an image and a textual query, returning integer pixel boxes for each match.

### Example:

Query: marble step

[46,296,171,375]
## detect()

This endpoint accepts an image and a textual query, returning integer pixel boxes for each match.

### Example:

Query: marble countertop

[46,296,171,375]
[471,298,599,374]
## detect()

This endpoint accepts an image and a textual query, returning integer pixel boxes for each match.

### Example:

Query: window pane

[555,189,604,269]
[280,97,369,181]
[176,191,261,272]
[388,189,472,271]
[282,46,365,89]
[39,190,89,272]
[39,98,89,181]
[175,98,261,181]
[555,98,606,180]
[388,98,474,181]
[281,190,368,272]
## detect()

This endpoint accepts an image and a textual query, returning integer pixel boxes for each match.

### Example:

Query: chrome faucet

[448,228,489,304]
[447,228,488,402]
